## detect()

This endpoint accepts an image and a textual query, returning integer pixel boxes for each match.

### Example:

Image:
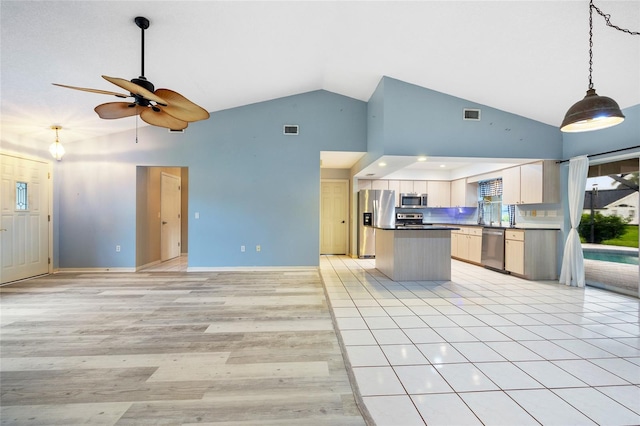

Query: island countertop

[372,225,460,231]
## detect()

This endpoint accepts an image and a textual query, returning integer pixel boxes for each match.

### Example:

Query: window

[16,182,28,210]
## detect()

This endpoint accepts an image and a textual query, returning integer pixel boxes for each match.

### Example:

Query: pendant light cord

[588,1,640,89]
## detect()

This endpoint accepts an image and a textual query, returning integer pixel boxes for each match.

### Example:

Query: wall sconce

[49,125,65,160]
[561,1,639,133]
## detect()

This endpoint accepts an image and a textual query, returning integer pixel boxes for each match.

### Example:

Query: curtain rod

[556,144,640,164]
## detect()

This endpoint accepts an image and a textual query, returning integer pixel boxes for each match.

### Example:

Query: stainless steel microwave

[400,193,428,208]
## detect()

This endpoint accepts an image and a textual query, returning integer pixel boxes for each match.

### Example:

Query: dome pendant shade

[561,88,625,132]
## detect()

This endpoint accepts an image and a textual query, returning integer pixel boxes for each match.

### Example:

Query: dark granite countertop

[445,224,560,231]
[375,225,460,231]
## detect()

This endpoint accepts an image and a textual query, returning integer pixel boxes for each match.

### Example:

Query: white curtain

[560,155,589,287]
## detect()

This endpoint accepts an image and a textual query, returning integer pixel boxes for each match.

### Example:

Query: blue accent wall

[55,90,367,268]
[379,77,563,159]
[356,78,386,172]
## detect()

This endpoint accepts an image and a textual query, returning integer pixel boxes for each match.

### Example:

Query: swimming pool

[583,250,639,265]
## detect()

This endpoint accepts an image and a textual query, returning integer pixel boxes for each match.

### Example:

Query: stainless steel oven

[481,227,505,271]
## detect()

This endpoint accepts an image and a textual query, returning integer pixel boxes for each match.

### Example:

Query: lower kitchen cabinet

[505,229,558,280]
[505,232,525,275]
[451,226,482,265]
[468,231,482,264]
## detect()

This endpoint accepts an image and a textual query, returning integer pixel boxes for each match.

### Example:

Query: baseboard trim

[187,266,318,272]
[56,267,137,273]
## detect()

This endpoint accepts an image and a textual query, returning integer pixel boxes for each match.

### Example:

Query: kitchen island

[374,226,459,281]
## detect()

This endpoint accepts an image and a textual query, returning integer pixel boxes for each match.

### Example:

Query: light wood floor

[0,270,366,425]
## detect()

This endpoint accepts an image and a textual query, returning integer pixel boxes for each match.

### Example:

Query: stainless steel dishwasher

[481,227,506,271]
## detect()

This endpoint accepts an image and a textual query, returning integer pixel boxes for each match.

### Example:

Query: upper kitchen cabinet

[451,178,478,208]
[413,181,428,194]
[372,180,389,190]
[427,181,451,207]
[399,180,414,194]
[357,179,372,191]
[502,160,560,205]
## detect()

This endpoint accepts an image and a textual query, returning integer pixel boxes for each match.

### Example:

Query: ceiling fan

[53,16,209,131]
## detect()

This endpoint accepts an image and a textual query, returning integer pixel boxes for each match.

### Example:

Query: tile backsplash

[514,204,563,228]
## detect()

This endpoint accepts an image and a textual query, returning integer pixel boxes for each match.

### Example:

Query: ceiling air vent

[463,109,481,121]
[283,125,299,135]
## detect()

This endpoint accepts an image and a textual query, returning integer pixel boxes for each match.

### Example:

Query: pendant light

[561,1,638,133]
[49,125,65,160]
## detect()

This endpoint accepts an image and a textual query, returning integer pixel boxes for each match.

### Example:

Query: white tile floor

[320,255,640,426]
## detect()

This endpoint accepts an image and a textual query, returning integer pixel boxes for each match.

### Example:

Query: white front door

[160,172,181,261]
[320,180,349,255]
[1,154,50,284]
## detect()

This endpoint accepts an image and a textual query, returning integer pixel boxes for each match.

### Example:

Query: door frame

[0,150,53,283]
[320,178,350,255]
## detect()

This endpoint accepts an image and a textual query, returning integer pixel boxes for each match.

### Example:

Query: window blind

[479,178,503,197]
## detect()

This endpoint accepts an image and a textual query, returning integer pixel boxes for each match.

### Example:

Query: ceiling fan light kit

[561,0,638,133]
[53,16,209,132]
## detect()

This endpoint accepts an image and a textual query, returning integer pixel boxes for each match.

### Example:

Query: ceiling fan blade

[95,102,142,119]
[140,107,188,130]
[102,75,167,105]
[154,89,210,122]
[52,83,129,98]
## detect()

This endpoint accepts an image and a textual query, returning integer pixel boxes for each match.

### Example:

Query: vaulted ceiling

[2,1,639,150]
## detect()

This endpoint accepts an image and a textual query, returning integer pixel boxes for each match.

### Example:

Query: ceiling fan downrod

[134,16,149,78]
[132,16,154,103]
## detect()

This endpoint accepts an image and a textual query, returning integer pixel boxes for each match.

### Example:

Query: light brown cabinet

[451,226,482,264]
[357,179,372,191]
[502,161,560,205]
[504,230,525,275]
[451,178,478,208]
[399,180,416,194]
[427,181,451,207]
[505,229,558,280]
[371,180,389,190]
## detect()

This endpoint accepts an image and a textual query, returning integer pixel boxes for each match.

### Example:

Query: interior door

[320,180,348,255]
[1,154,50,284]
[160,172,181,261]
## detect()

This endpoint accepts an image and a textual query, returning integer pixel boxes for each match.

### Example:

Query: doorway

[136,166,188,270]
[320,179,349,255]
[0,153,51,284]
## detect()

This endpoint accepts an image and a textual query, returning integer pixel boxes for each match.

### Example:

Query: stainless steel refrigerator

[358,189,396,258]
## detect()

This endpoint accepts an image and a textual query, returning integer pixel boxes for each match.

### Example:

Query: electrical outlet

[241,245,245,252]
[195,212,200,219]
[116,245,121,252]
[256,245,261,252]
